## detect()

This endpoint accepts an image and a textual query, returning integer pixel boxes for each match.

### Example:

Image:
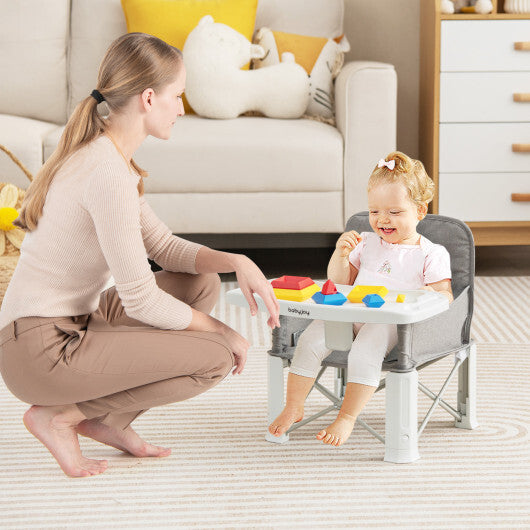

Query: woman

[0,33,279,478]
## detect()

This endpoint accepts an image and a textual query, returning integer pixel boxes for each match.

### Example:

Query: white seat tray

[226,280,449,325]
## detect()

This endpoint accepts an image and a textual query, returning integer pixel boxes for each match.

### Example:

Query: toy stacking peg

[313,279,346,305]
[271,275,320,301]
[312,291,347,306]
[271,276,314,290]
[347,285,388,303]
[321,280,338,295]
[362,293,385,308]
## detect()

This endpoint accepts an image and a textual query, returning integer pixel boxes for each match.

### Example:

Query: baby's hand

[422,285,435,292]
[336,231,362,258]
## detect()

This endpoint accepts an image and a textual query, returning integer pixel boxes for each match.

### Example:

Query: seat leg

[334,367,346,399]
[265,355,289,443]
[455,343,479,430]
[384,370,420,463]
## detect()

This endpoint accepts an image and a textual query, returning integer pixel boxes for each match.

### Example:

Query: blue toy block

[312,291,347,306]
[362,293,385,308]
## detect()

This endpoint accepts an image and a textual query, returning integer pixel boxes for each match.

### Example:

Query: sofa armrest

[335,61,397,225]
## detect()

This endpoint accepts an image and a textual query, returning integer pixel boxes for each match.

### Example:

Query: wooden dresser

[420,0,530,245]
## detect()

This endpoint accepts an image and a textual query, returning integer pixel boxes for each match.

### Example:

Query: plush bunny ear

[198,14,214,26]
[250,44,265,60]
[335,34,351,53]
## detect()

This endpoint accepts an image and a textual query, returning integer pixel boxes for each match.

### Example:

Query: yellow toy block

[274,283,320,301]
[347,285,389,303]
[396,294,405,303]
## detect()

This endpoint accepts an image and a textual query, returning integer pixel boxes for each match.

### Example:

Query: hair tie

[91,89,105,104]
[377,158,395,170]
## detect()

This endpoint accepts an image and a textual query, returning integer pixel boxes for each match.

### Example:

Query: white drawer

[439,173,530,221]
[441,20,530,72]
[439,123,530,172]
[440,72,530,123]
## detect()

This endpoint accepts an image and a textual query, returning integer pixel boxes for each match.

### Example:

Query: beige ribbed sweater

[0,135,203,331]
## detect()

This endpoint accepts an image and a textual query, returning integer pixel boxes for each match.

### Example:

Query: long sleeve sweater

[0,135,203,330]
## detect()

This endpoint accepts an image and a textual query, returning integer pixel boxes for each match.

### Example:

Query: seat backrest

[345,212,475,298]
[0,0,70,125]
[256,0,344,38]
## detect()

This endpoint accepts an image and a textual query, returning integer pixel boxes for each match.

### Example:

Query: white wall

[343,0,420,158]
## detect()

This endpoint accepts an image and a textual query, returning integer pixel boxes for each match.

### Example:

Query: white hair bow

[378,158,395,170]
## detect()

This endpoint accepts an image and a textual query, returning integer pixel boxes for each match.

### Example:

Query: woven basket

[0,144,33,304]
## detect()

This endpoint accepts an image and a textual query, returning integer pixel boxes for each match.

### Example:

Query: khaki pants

[0,271,234,429]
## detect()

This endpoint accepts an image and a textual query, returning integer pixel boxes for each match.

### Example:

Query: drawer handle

[511,193,530,202]
[512,143,530,152]
[514,42,530,51]
[514,93,530,102]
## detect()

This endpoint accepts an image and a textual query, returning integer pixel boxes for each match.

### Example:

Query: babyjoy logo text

[287,306,310,317]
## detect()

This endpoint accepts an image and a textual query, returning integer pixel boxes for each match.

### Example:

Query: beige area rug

[0,277,529,528]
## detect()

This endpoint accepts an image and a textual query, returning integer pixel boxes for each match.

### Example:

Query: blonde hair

[16,33,183,231]
[367,151,434,208]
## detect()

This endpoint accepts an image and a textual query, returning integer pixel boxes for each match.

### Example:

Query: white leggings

[290,320,398,388]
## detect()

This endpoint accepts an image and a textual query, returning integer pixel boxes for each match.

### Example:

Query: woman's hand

[234,255,280,329]
[222,325,250,375]
[336,231,362,257]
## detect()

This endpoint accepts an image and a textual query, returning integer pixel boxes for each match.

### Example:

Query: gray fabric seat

[266,212,477,463]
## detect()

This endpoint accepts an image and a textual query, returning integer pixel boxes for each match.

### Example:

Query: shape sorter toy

[226,280,450,352]
[312,280,347,306]
[271,275,320,302]
[347,285,388,303]
[362,293,385,308]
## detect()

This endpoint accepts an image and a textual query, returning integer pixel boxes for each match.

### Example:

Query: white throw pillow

[183,15,310,119]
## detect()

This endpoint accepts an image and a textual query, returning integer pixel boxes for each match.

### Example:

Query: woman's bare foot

[76,419,171,458]
[316,412,356,447]
[23,405,108,478]
[268,405,304,437]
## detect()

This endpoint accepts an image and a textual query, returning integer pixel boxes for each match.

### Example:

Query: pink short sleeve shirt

[348,232,451,290]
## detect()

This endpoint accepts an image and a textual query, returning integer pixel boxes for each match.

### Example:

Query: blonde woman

[0,33,279,478]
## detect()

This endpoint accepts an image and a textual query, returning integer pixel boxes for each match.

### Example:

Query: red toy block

[321,280,338,295]
[271,275,315,290]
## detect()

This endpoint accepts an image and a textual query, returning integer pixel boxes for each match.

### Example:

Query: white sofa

[0,0,396,244]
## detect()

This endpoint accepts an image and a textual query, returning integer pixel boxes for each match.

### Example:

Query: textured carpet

[0,277,529,528]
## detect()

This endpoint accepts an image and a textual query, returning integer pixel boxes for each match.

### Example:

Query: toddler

[269,151,454,447]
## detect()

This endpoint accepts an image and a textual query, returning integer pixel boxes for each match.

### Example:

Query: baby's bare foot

[316,412,356,446]
[23,406,108,478]
[268,406,304,437]
[77,419,171,458]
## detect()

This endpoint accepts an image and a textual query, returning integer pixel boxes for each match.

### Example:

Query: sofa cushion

[0,0,69,125]
[0,115,61,189]
[138,116,343,193]
[144,191,344,233]
[42,116,343,193]
[256,0,344,38]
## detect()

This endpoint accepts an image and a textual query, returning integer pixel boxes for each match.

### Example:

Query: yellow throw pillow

[121,0,258,113]
[270,32,329,76]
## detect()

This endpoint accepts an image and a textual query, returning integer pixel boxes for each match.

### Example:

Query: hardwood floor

[218,245,530,282]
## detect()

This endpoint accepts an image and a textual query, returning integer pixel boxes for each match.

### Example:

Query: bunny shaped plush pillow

[183,15,310,119]
[253,28,350,120]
